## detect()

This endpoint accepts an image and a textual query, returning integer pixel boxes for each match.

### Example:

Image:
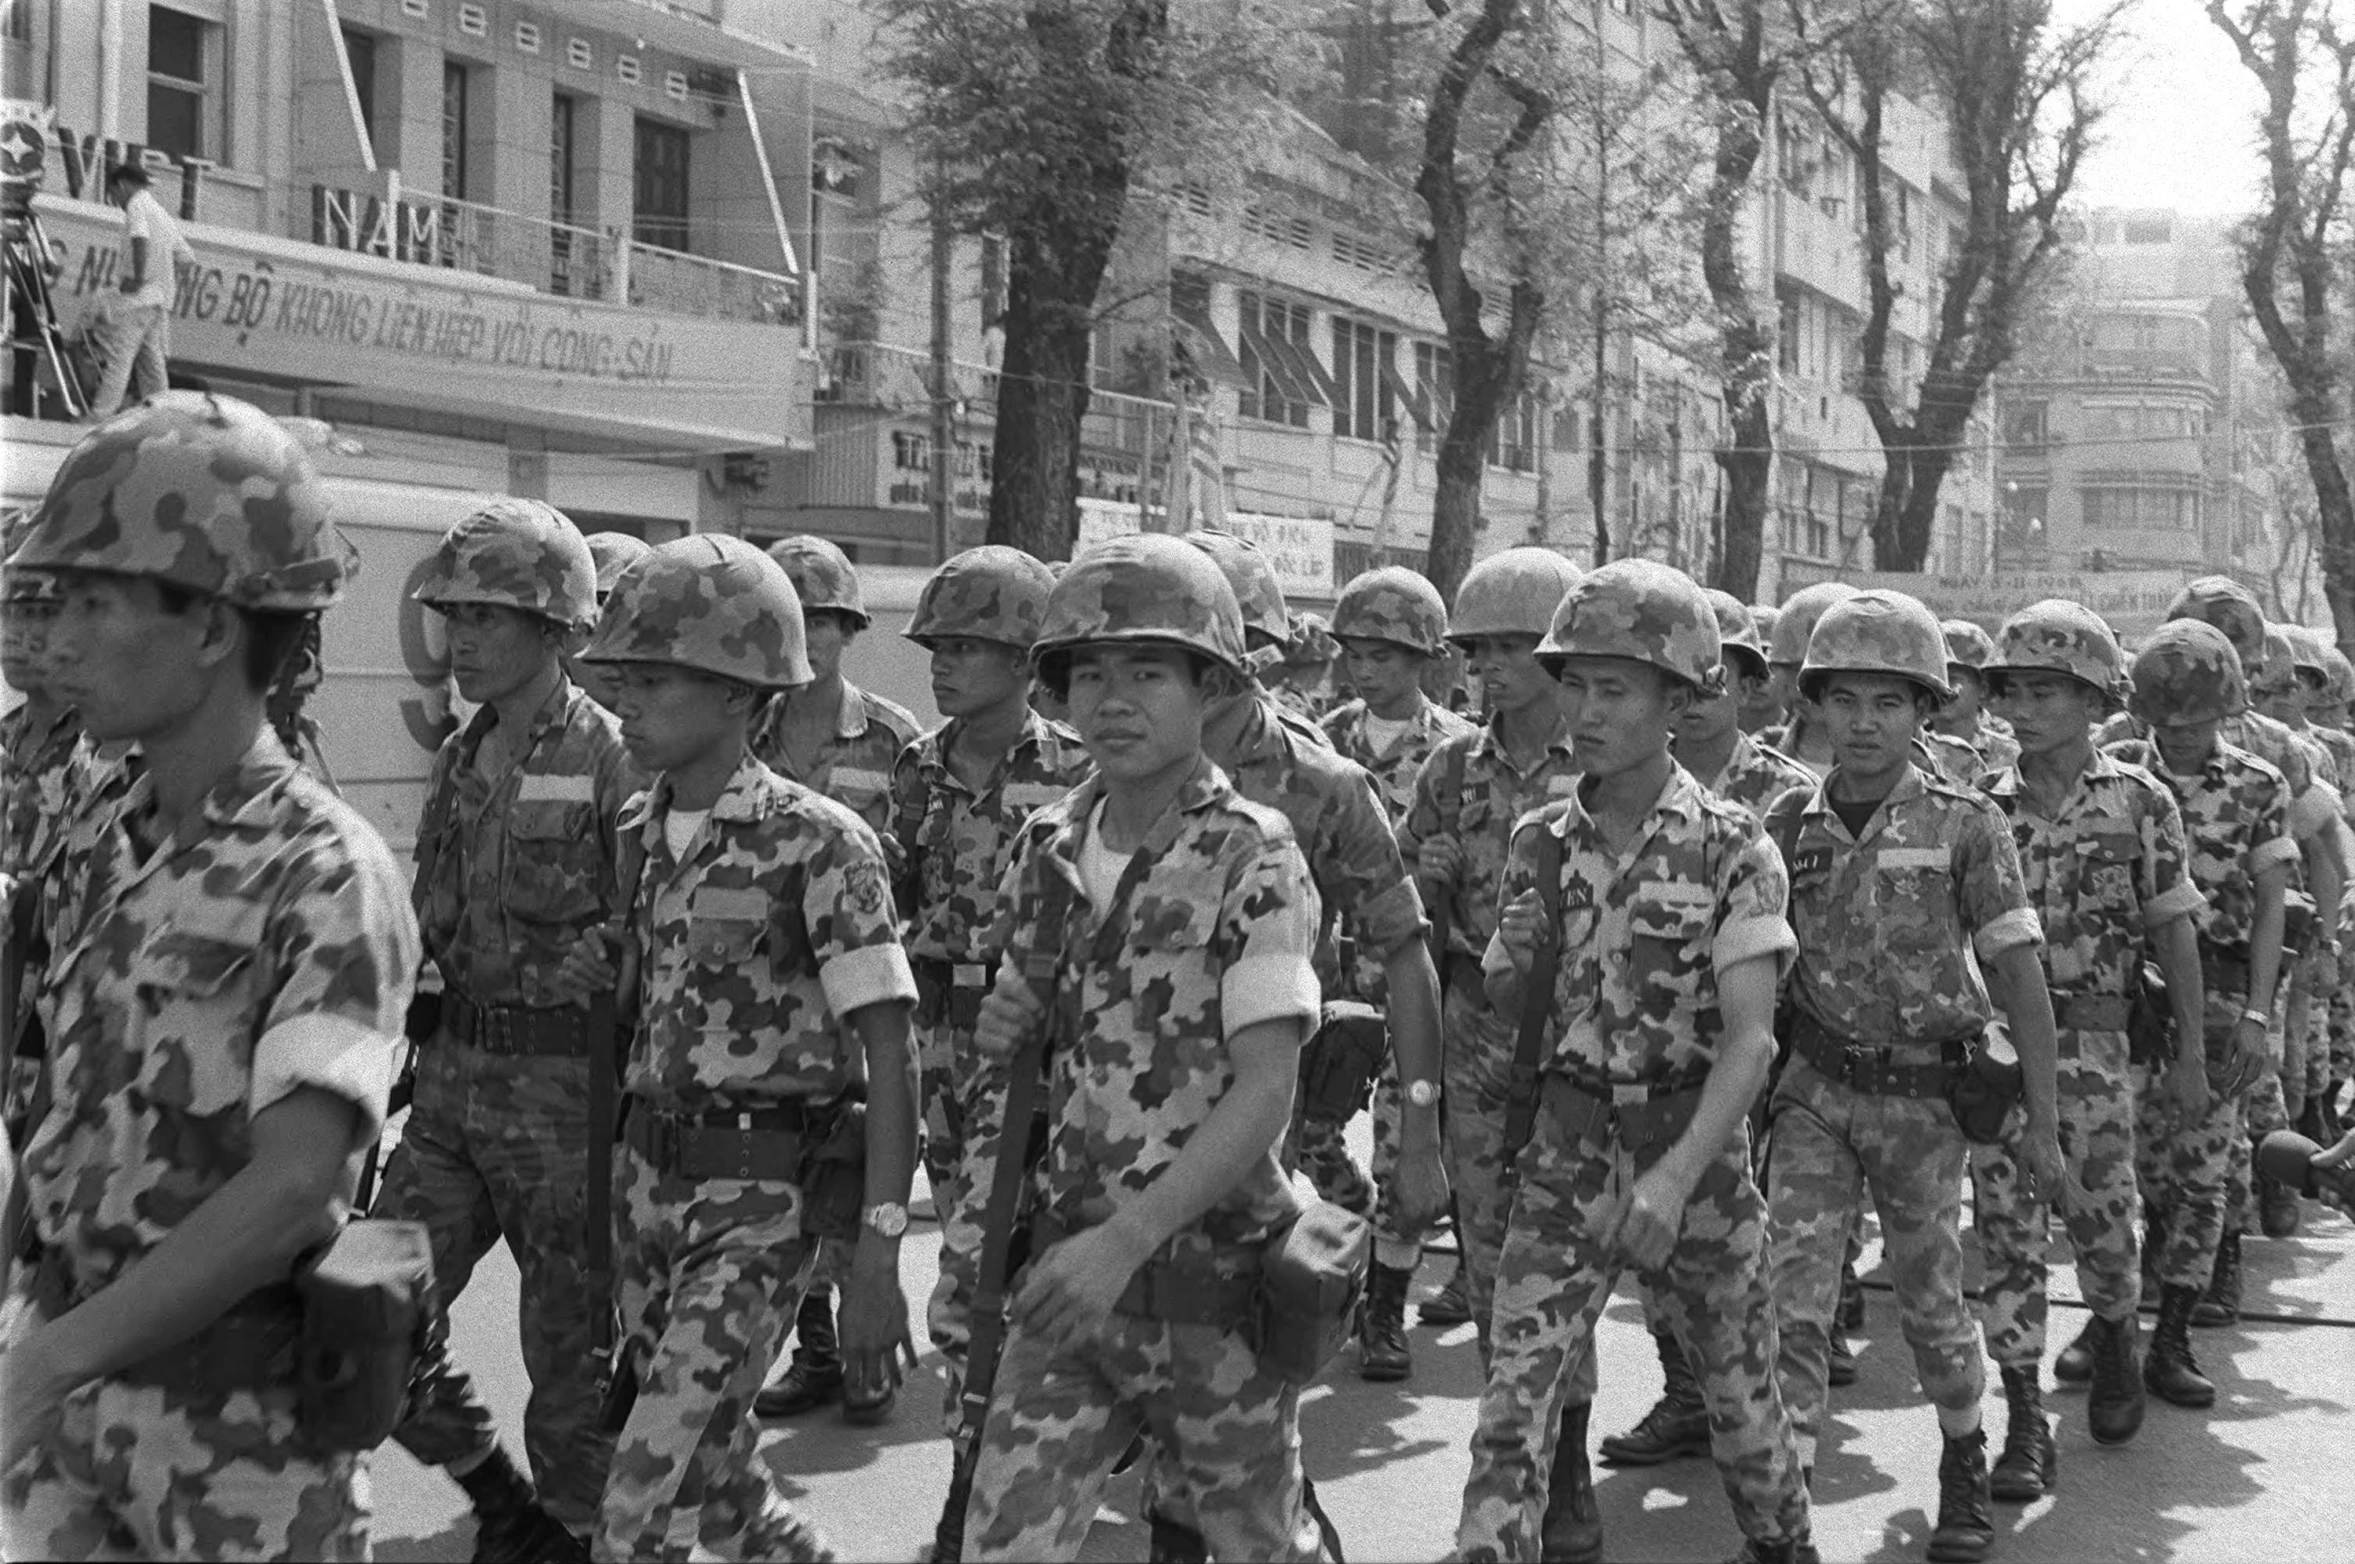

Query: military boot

[1419,1259,1473,1327]
[2259,1161,2302,1238]
[1924,1426,1995,1563]
[1357,1260,1414,1381]
[2051,1316,2096,1385]
[1988,1366,2056,1502]
[458,1446,582,1564]
[1600,1327,1711,1465]
[2190,1230,2242,1328]
[2084,1311,2146,1446]
[2143,1283,2216,1409]
[1539,1401,1603,1564]
[755,1286,844,1418]
[1146,1510,1209,1564]
[1838,1263,1866,1331]
[1726,1540,1823,1564]
[1827,1323,1857,1387]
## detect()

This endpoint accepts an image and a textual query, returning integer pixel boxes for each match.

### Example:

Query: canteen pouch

[1298,1002,1388,1124]
[798,1097,868,1244]
[1944,1034,2023,1146]
[294,1220,436,1452]
[1253,1201,1372,1386]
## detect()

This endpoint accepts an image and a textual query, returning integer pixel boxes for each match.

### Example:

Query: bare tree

[1806,0,2118,573]
[2211,0,2355,646]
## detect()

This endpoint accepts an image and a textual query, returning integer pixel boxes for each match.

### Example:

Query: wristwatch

[1406,1078,1440,1110]
[863,1202,909,1239]
[2238,1006,2270,1029]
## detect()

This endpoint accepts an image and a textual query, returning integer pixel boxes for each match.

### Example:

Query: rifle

[932,866,1075,1564]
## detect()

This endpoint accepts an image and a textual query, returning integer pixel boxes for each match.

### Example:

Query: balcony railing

[818,340,1173,462]
[307,184,803,327]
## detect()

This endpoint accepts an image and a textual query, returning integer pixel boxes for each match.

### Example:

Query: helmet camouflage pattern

[1448,547,1583,644]
[905,545,1058,650]
[413,497,598,629]
[2320,644,2355,709]
[2280,622,2333,685]
[580,533,812,688]
[1034,533,1248,679]
[1801,589,1954,702]
[767,534,869,627]
[1988,599,2127,708]
[1942,618,1996,673]
[1770,581,1860,667]
[1333,565,1448,655]
[3,510,57,605]
[14,391,346,611]
[1285,610,1339,667]
[1704,587,1768,679]
[2130,618,2245,726]
[585,531,653,598]
[2249,622,2301,696]
[2166,576,2264,663]
[1182,529,1290,650]
[1749,603,1781,651]
[1538,559,1723,692]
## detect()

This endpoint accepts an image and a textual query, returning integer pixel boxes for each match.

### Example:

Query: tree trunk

[1893,441,1956,568]
[1716,364,1771,599]
[1690,73,1772,600]
[1430,442,1487,603]
[986,255,1095,559]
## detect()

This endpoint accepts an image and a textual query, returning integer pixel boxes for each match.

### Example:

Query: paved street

[373,1140,2355,1564]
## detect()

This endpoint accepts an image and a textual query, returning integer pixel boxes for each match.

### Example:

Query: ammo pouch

[1944,1034,2023,1146]
[1542,1074,1704,1172]
[798,1095,869,1244]
[1252,1201,1372,1387]
[1297,1002,1388,1124]
[294,1219,437,1452]
[2127,963,2172,1067]
[2284,888,2318,952]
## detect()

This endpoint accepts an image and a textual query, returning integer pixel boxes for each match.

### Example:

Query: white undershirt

[1361,711,1413,754]
[664,806,712,858]
[1079,799,1135,905]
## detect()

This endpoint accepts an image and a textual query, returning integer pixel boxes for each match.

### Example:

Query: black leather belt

[447,994,586,1057]
[914,957,991,1031]
[1789,1011,1955,1100]
[621,1097,811,1182]
[1541,1074,1704,1167]
[1030,1216,1261,1327]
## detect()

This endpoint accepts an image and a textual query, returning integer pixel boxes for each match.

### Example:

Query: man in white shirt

[87,162,192,419]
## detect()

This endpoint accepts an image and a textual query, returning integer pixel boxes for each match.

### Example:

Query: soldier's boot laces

[1988,1367,2056,1502]
[2258,1162,2302,1239]
[1924,1426,1995,1564]
[1600,1327,1711,1466]
[2051,1316,2097,1386]
[1539,1402,1603,1564]
[756,1286,845,1418]
[1419,1261,1473,1328]
[1826,1323,1858,1388]
[457,1447,581,1564]
[2144,1283,2216,1409]
[2085,1311,2146,1446]
[1356,1260,1414,1382]
[2190,1230,2242,1329]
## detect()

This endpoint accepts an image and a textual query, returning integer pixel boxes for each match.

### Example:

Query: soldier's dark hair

[1036,643,1231,701]
[1798,667,1940,711]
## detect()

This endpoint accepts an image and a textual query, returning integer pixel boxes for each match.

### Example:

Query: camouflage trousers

[928,1054,1022,1439]
[598,1144,824,1562]
[962,1306,1323,1562]
[2130,1003,2249,1289]
[1972,1028,2140,1370]
[1767,1059,1981,1466]
[1453,1102,1807,1559]
[373,1041,612,1531]
[1368,1064,1421,1255]
[917,1012,976,1215]
[1,1307,365,1561]
[1295,1116,1375,1217]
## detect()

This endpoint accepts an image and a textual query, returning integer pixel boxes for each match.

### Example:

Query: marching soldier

[2097,621,2293,1415]
[1935,620,2022,774]
[573,532,651,713]
[1453,561,1814,1564]
[1758,583,1858,774]
[1763,589,2067,1564]
[753,533,923,1424]
[3,547,79,1140]
[1274,610,1341,722]
[958,534,1328,1562]
[2257,625,2348,1145]
[0,394,421,1558]
[1969,601,2206,1500]
[1320,566,1477,1381]
[571,534,919,1561]
[1743,604,1785,735]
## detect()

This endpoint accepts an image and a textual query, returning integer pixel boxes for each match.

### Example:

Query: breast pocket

[1626,895,1713,1013]
[2076,833,2140,914]
[1877,863,1957,955]
[1122,885,1222,1033]
[135,925,263,1116]
[505,799,603,924]
[686,914,766,970]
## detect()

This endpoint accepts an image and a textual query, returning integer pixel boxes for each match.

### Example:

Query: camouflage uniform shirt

[1487,764,1794,1084]
[1,702,84,885]
[1784,762,2043,1047]
[622,755,915,1113]
[990,758,1321,1257]
[1977,751,2205,999]
[1319,697,1479,824]
[21,732,420,1291]
[752,678,923,841]
[414,676,638,1011]
[2100,737,2296,956]
[1697,730,1816,827]
[1398,716,1583,964]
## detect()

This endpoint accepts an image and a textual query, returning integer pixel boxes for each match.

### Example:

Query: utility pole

[929,169,955,562]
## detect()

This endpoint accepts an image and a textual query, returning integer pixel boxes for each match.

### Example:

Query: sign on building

[1778,565,2204,640]
[1073,504,1335,598]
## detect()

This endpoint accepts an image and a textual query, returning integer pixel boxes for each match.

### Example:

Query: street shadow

[760,1353,963,1489]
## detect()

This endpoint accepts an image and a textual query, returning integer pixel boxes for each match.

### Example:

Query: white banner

[1072,505,1335,599]
[1777,566,2203,637]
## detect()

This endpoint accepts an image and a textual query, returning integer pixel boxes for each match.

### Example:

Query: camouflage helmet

[767,534,869,628]
[579,533,812,689]
[2,510,57,605]
[13,391,346,611]
[1333,565,1448,656]
[413,497,598,629]
[2320,644,2355,710]
[1538,560,1723,692]
[1770,582,1860,667]
[2248,622,2302,697]
[2166,576,2265,664]
[905,545,1058,650]
[2129,618,2245,726]
[1800,589,1954,702]
[1748,603,1780,655]
[1182,529,1289,650]
[2280,622,2333,687]
[585,531,653,598]
[1703,588,1768,681]
[1285,610,1339,667]
[1033,533,1249,681]
[1987,599,2127,709]
[1448,548,1583,644]
[1942,618,1996,675]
